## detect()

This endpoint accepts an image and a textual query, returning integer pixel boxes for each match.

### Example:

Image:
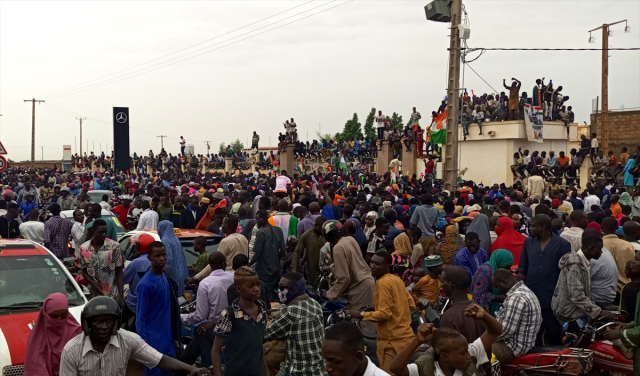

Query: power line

[45,0,354,101]
[39,0,315,98]
[458,47,639,51]
[464,62,499,93]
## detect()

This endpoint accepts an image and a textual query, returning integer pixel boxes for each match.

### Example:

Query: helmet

[321,220,343,242]
[80,296,122,336]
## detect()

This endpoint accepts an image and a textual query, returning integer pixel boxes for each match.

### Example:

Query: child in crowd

[411,255,444,308]
[188,236,209,275]
[212,266,268,376]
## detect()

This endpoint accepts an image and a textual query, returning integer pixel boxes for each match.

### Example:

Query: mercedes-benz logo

[116,112,127,123]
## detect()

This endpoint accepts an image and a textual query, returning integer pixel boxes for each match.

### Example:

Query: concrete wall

[590,110,640,153]
[12,160,62,169]
[451,120,576,185]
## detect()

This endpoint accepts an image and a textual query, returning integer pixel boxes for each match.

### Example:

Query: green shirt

[157,206,172,221]
[84,217,118,242]
[194,252,209,274]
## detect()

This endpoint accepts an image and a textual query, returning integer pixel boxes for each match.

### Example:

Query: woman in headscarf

[435,225,465,267]
[623,156,636,188]
[472,249,514,317]
[587,221,603,236]
[23,293,82,376]
[158,220,188,295]
[196,206,216,231]
[619,192,635,212]
[490,217,526,266]
[363,211,378,239]
[467,214,492,252]
[632,187,640,218]
[391,232,414,285]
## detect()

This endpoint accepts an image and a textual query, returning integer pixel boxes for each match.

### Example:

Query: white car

[0,239,88,375]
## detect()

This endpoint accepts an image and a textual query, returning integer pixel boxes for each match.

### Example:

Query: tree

[341,113,363,141]
[363,107,376,140]
[230,139,244,153]
[386,112,404,131]
[218,142,226,154]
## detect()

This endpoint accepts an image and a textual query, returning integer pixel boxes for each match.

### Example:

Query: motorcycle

[499,347,593,376]
[562,316,633,376]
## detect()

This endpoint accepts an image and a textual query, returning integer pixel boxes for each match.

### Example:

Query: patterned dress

[79,238,123,297]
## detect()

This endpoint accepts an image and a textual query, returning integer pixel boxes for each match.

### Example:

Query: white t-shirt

[363,356,391,376]
[180,139,186,146]
[376,115,386,128]
[407,337,489,376]
[19,221,45,244]
[411,111,421,126]
[275,176,291,192]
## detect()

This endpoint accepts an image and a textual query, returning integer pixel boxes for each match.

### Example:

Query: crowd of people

[5,115,640,376]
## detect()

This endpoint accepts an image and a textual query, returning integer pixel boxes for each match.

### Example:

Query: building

[590,108,640,154]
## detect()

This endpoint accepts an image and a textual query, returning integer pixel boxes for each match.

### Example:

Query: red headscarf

[23,293,82,376]
[490,217,526,266]
[586,222,603,237]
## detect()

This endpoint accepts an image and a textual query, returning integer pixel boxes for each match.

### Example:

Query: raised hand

[416,323,435,343]
[464,303,486,320]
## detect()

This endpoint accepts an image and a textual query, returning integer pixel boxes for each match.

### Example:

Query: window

[0,256,84,310]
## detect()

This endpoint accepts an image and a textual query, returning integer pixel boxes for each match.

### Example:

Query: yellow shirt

[412,275,441,306]
[363,273,416,345]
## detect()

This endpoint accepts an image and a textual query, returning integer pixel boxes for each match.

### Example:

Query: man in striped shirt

[491,269,542,364]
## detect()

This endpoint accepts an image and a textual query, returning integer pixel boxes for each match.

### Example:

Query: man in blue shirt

[137,241,176,376]
[518,214,571,346]
[488,185,503,200]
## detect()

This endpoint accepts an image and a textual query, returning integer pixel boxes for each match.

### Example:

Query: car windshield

[63,214,125,236]
[123,236,222,266]
[180,237,221,266]
[87,191,112,203]
[0,256,84,310]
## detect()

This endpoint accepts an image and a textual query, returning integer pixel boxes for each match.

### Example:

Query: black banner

[113,107,130,172]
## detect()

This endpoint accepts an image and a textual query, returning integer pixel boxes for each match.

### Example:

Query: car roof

[0,239,51,256]
[60,209,113,216]
[127,229,220,238]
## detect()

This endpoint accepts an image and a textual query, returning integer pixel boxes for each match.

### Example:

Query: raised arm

[465,303,502,352]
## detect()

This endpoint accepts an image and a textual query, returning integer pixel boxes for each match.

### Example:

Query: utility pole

[76,117,86,156]
[157,135,167,149]
[443,0,462,191]
[588,20,628,155]
[23,98,45,167]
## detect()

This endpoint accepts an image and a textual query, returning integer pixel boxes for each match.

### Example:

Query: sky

[1,0,639,161]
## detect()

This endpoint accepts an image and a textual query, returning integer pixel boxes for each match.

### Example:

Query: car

[71,189,113,208]
[0,239,88,374]
[60,209,126,240]
[120,229,223,267]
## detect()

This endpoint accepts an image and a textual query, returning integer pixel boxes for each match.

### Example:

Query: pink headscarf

[23,293,82,376]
